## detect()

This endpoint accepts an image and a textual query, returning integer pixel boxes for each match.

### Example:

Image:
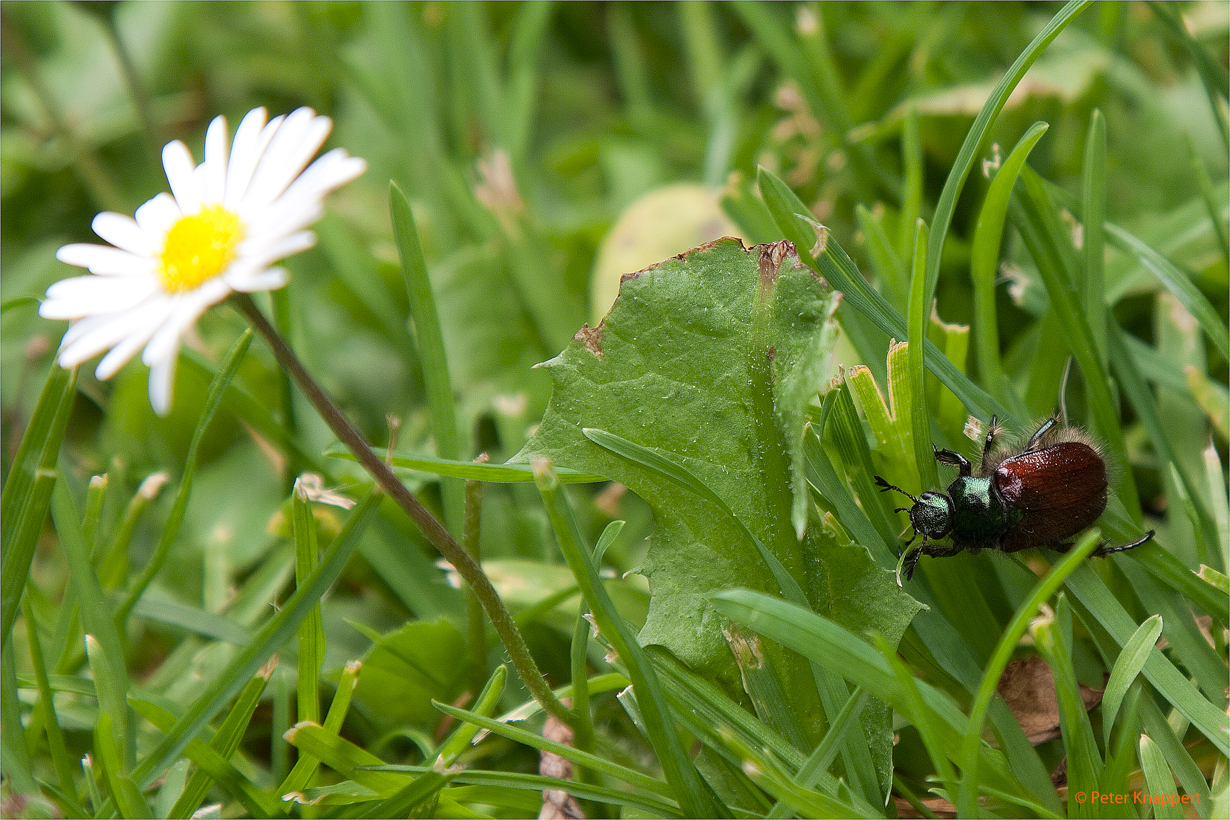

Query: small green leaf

[1138,734,1185,820]
[1101,615,1163,749]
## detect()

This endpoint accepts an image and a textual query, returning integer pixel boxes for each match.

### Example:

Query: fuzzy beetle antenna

[874,475,917,502]
[1058,357,1073,425]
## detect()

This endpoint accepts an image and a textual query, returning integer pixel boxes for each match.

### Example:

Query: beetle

[874,416,1154,581]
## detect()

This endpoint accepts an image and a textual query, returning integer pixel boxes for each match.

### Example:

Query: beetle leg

[900,543,964,580]
[1051,530,1154,557]
[900,546,923,582]
[933,447,972,476]
[1091,530,1155,556]
[1023,416,1059,451]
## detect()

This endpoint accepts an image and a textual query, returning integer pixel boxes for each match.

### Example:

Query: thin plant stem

[231,292,570,723]
[96,10,161,167]
[463,465,489,700]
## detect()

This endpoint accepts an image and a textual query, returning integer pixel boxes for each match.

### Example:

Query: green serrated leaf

[516,238,842,676]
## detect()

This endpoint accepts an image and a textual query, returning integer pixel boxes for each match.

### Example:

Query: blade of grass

[168,662,275,819]
[391,183,464,536]
[132,697,286,817]
[1140,695,1211,813]
[81,753,103,814]
[1082,109,1108,360]
[81,474,107,556]
[905,219,935,489]
[291,478,324,729]
[723,728,875,819]
[955,531,1102,817]
[1104,222,1230,361]
[1108,322,1223,608]
[283,721,407,796]
[1,641,36,794]
[1101,614,1163,749]
[1099,682,1143,797]
[128,491,380,789]
[1041,177,1230,361]
[382,766,686,818]
[1012,170,1134,504]
[1,364,77,642]
[1074,598,1213,811]
[1146,1,1229,149]
[1064,563,1229,756]
[727,626,809,752]
[921,0,1093,326]
[357,768,452,819]
[1138,734,1186,820]
[117,329,253,628]
[55,488,131,766]
[1036,596,1105,814]
[327,446,606,483]
[1187,136,1230,260]
[879,635,960,802]
[437,663,506,766]
[647,644,806,772]
[757,166,1005,424]
[94,711,150,819]
[900,107,924,262]
[855,204,907,310]
[708,589,1024,795]
[22,605,76,802]
[431,699,675,801]
[277,659,362,797]
[970,121,1047,419]
[532,458,728,818]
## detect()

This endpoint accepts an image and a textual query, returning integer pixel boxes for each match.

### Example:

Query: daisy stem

[232,293,572,724]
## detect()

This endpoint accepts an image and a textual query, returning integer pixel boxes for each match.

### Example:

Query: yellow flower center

[158,204,245,292]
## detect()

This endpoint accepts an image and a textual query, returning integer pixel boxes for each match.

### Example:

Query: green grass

[2,2,1227,818]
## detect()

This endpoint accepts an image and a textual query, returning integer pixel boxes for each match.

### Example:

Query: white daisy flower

[41,106,367,415]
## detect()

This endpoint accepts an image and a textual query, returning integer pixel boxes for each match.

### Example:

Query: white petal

[202,114,230,204]
[285,149,367,202]
[241,109,331,209]
[57,297,168,367]
[230,267,289,293]
[41,275,159,319]
[162,140,201,214]
[249,153,364,240]
[238,230,317,268]
[55,244,152,277]
[91,212,156,256]
[135,193,181,236]
[147,354,177,416]
[141,292,215,366]
[224,108,275,209]
[95,312,162,378]
[246,199,323,241]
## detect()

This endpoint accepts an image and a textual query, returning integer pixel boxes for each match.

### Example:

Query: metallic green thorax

[910,476,1019,545]
[945,476,1019,545]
